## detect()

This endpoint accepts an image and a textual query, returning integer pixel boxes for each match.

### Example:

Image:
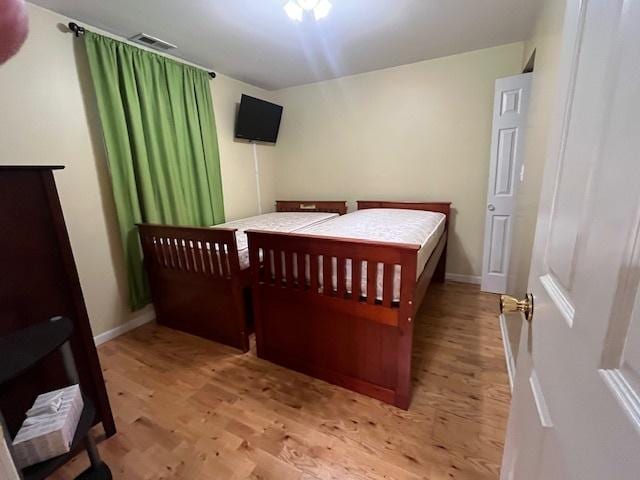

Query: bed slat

[220,243,230,277]
[184,239,195,272]
[310,254,319,293]
[323,255,333,295]
[297,253,306,289]
[285,251,294,286]
[352,258,362,300]
[337,257,347,298]
[382,264,395,307]
[274,248,283,285]
[172,238,182,269]
[366,261,377,305]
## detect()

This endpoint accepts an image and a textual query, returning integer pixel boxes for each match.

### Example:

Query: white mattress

[298,208,446,301]
[212,211,340,270]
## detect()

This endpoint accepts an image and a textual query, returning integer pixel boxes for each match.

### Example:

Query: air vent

[129,33,177,51]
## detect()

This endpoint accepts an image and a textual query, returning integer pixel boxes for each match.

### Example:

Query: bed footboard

[138,224,251,351]
[247,231,420,408]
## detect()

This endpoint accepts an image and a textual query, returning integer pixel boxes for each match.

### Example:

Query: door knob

[500,293,534,322]
[488,204,496,211]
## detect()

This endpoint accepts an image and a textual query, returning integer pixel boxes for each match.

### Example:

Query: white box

[12,385,84,469]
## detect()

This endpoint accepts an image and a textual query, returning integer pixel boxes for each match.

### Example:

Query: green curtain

[84,31,225,310]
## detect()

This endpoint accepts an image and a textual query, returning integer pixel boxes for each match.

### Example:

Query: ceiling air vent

[129,33,177,51]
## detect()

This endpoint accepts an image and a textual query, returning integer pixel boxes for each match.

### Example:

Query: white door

[501,1,640,479]
[481,73,532,294]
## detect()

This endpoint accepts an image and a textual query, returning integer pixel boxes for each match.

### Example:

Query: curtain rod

[67,22,217,79]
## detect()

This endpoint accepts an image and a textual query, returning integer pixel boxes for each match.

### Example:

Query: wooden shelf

[0,317,111,479]
[0,165,64,171]
[0,318,73,385]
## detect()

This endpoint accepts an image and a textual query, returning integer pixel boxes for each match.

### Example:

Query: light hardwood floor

[52,282,509,479]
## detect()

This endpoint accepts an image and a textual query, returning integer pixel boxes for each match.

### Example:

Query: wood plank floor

[52,282,509,479]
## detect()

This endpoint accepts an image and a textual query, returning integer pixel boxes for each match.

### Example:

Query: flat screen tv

[235,94,284,143]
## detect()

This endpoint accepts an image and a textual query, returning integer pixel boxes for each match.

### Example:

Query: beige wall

[508,0,567,296]
[1,4,550,338]
[212,75,278,221]
[271,43,524,278]
[0,4,276,335]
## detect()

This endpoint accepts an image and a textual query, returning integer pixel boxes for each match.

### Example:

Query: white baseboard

[93,306,156,346]
[499,314,516,393]
[445,273,482,285]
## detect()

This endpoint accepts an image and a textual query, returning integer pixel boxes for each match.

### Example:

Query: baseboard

[445,273,482,285]
[499,314,516,393]
[93,306,156,346]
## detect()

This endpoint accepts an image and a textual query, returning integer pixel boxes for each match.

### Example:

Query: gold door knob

[500,293,534,322]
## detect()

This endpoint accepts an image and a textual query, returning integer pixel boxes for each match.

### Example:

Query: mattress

[212,211,340,270]
[298,208,446,301]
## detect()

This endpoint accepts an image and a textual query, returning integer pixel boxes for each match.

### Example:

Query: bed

[137,201,347,352]
[246,201,451,409]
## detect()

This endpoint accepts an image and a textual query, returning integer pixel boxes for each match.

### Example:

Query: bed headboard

[356,201,452,225]
[276,200,348,215]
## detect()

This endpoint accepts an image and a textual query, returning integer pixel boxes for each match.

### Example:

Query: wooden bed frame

[275,200,348,215]
[246,201,451,409]
[137,201,347,352]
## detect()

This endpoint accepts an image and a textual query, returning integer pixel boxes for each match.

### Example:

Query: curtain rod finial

[209,72,216,79]
[68,22,85,37]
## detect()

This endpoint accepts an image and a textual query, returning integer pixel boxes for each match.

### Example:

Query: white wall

[0,4,276,335]
[508,0,567,296]
[271,43,525,279]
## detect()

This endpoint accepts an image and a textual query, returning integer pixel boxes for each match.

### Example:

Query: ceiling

[30,0,541,90]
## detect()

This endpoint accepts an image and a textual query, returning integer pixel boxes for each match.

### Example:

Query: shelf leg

[59,340,80,385]
[60,338,107,471]
[84,436,102,466]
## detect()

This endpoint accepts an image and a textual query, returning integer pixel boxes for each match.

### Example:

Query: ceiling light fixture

[284,0,332,22]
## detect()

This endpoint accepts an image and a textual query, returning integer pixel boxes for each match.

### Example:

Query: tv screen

[235,94,284,143]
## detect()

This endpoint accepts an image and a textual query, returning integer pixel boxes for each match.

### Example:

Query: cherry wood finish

[138,225,252,351]
[247,201,451,409]
[138,201,347,352]
[0,166,115,438]
[275,200,348,215]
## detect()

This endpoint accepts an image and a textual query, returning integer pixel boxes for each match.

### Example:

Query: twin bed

[138,200,450,409]
[137,201,346,352]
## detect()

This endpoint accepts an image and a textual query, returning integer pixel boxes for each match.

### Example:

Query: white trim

[93,307,156,346]
[529,370,554,428]
[445,273,482,284]
[499,314,516,393]
[539,273,575,327]
[599,369,640,435]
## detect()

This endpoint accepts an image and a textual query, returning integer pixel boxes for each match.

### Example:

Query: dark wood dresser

[0,166,115,438]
